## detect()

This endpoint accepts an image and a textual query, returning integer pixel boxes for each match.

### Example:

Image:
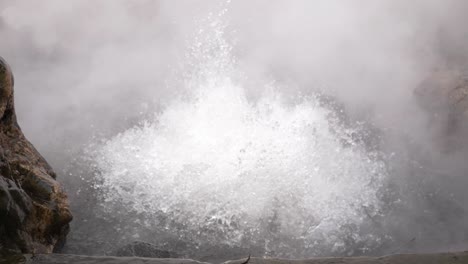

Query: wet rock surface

[0,57,72,254]
[225,252,468,264]
[3,251,466,264]
[30,254,209,264]
[114,241,179,258]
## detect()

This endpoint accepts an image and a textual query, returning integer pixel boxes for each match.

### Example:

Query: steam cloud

[1,0,468,260]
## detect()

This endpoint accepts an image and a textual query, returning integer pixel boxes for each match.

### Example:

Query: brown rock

[0,56,72,254]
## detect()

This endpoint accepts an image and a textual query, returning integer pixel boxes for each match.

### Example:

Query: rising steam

[2,0,468,261]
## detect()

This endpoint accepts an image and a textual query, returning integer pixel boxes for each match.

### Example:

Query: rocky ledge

[0,57,72,255]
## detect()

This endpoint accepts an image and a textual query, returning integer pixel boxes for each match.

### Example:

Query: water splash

[89,8,388,258]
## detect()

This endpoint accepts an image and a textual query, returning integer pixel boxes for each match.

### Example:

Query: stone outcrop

[0,57,72,254]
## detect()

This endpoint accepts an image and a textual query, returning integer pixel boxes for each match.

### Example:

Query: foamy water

[89,8,389,257]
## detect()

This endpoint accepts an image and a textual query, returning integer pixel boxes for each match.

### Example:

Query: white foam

[90,9,388,257]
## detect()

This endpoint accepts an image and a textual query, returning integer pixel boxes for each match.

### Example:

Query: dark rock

[0,56,72,254]
[114,241,178,258]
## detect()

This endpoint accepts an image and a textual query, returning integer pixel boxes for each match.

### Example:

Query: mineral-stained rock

[114,241,179,258]
[0,56,72,254]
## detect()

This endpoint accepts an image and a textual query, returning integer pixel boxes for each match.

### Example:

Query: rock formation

[415,67,468,151]
[0,57,72,254]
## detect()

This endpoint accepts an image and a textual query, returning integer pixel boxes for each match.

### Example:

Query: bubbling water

[89,9,388,258]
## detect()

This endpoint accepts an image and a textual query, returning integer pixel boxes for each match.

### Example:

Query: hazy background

[0,0,467,160]
[1,0,468,259]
